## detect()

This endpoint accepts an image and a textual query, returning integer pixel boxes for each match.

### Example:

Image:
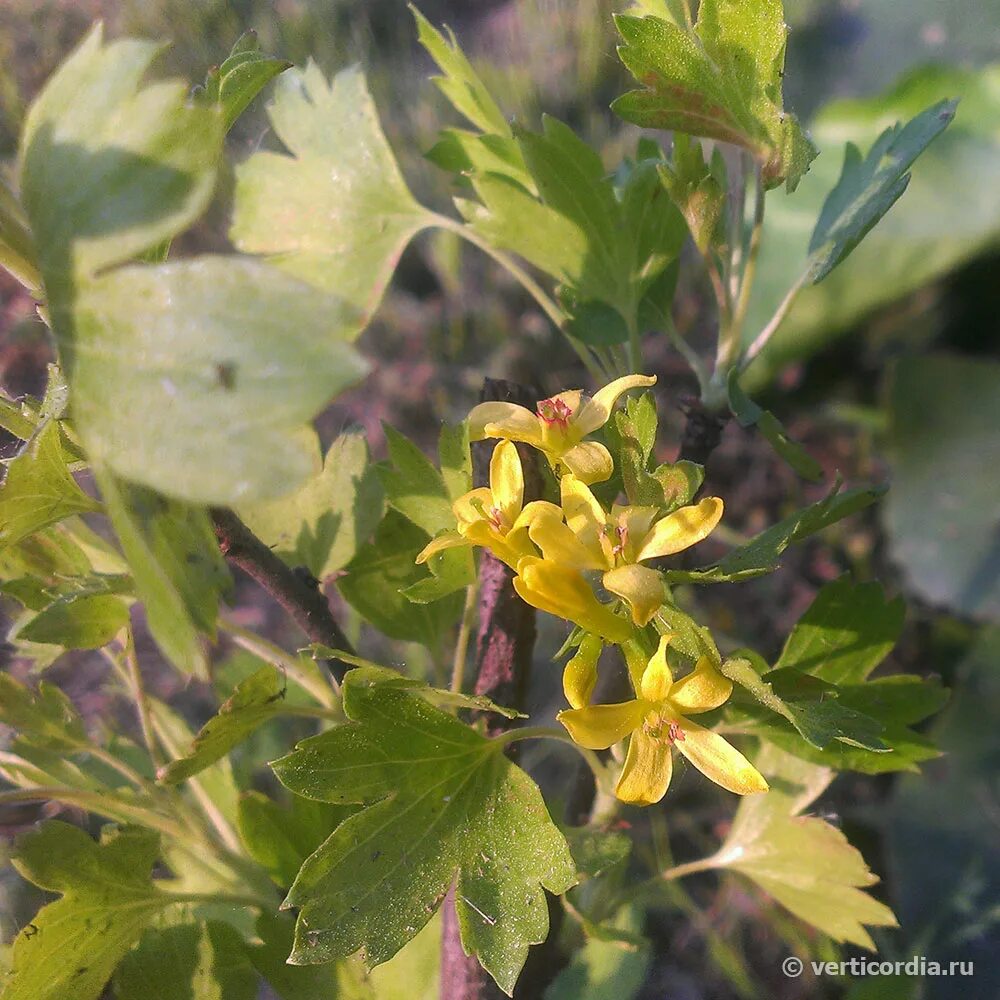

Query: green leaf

[380,426,454,537]
[271,669,577,995]
[158,667,290,784]
[709,744,898,948]
[438,421,472,503]
[719,656,888,751]
[726,370,823,482]
[114,917,257,1000]
[410,6,511,137]
[886,353,1000,620]
[4,822,170,1000]
[306,656,524,720]
[612,3,817,190]
[72,257,368,505]
[774,579,905,684]
[19,25,221,291]
[231,63,433,322]
[96,469,229,677]
[239,430,385,579]
[0,176,42,292]
[544,906,649,1000]
[562,827,631,879]
[198,30,292,133]
[0,421,99,549]
[338,510,464,648]
[666,481,885,584]
[238,791,351,890]
[245,913,345,1000]
[741,67,1000,389]
[736,674,947,774]
[806,100,956,283]
[19,592,130,649]
[0,673,86,750]
[657,133,725,253]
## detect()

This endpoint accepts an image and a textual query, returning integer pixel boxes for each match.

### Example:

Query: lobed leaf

[272,669,576,995]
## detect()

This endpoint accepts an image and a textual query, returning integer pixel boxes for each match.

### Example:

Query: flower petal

[557,699,647,749]
[602,564,666,627]
[462,521,522,569]
[511,499,563,533]
[453,487,494,527]
[622,639,651,692]
[561,441,614,484]
[528,514,605,570]
[674,717,769,794]
[615,729,673,805]
[490,440,523,524]
[636,497,724,561]
[639,634,674,701]
[669,655,733,714]
[514,557,630,642]
[572,374,657,436]
[563,634,603,709]
[560,475,609,559]
[468,401,544,447]
[415,531,469,564]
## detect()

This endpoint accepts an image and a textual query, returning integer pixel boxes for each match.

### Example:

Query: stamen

[536,396,573,429]
[612,523,628,558]
[488,505,507,531]
[667,720,685,744]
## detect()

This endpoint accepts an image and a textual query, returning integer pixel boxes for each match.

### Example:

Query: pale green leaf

[272,669,577,995]
[231,62,433,322]
[613,3,817,190]
[0,421,99,549]
[19,24,221,290]
[73,257,368,505]
[710,744,898,948]
[239,430,385,579]
[158,667,290,784]
[96,469,229,677]
[4,823,170,1000]
[0,176,41,292]
[19,592,129,649]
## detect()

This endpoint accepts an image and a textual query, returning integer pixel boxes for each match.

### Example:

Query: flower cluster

[417,376,767,806]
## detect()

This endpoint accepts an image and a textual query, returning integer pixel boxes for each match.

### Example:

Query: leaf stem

[429,213,608,383]
[741,273,805,369]
[162,890,270,910]
[494,725,607,784]
[730,166,765,349]
[123,629,163,770]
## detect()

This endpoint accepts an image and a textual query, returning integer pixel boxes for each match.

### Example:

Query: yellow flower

[468,375,656,485]
[416,440,546,570]
[558,636,769,805]
[527,476,723,627]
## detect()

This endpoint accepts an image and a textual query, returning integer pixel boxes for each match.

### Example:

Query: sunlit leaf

[272,668,576,995]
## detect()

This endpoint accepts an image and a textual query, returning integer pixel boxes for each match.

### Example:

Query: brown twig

[440,378,547,1000]
[210,507,354,683]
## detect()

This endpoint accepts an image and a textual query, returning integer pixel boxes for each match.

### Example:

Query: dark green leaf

[338,511,464,648]
[96,469,229,677]
[158,667,290,784]
[0,421,99,549]
[19,592,129,649]
[231,63,433,322]
[727,370,823,482]
[807,100,956,283]
[199,30,291,133]
[562,827,631,879]
[272,670,576,994]
[0,673,86,750]
[774,578,905,683]
[5,823,169,1000]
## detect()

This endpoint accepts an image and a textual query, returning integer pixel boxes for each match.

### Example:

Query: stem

[663,314,710,396]
[494,726,607,785]
[221,618,340,709]
[626,311,642,375]
[124,629,162,770]
[162,890,270,910]
[730,166,765,350]
[742,273,806,369]
[430,212,606,383]
[661,855,723,881]
[211,507,354,684]
[88,746,155,792]
[450,580,479,694]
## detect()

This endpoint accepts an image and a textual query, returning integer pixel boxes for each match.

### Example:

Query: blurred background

[1,1,999,998]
